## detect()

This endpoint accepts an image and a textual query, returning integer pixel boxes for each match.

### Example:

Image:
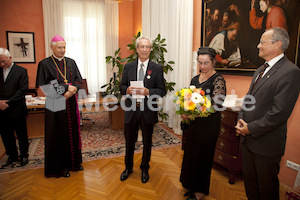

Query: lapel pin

[147,70,152,79]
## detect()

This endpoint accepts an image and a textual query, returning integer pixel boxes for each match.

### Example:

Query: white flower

[189,85,196,91]
[191,92,205,104]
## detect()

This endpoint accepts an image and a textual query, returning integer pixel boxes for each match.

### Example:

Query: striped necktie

[251,63,269,92]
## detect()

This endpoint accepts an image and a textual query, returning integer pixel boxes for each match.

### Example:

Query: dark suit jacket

[0,64,28,118]
[238,56,300,157]
[119,60,166,124]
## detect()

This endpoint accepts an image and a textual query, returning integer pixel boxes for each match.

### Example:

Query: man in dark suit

[235,27,300,200]
[0,48,29,168]
[119,36,166,183]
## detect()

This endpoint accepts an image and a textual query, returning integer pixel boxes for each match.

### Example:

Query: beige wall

[0,0,299,187]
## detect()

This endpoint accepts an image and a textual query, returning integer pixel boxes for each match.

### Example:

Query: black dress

[180,73,226,194]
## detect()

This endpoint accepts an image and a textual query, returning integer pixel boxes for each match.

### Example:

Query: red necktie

[251,63,269,92]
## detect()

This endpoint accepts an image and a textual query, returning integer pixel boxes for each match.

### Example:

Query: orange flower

[200,90,205,95]
[184,100,196,111]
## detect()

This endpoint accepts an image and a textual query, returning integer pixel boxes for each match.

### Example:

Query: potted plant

[102,48,127,101]
[101,48,127,129]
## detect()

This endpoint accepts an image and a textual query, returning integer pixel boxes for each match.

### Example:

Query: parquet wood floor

[0,105,291,199]
[0,145,289,200]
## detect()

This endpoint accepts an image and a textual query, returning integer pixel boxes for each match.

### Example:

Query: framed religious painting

[6,31,36,63]
[201,0,300,75]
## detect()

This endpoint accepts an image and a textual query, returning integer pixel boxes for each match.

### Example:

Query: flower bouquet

[173,85,215,124]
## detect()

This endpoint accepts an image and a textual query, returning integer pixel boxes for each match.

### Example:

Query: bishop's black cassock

[36,56,83,177]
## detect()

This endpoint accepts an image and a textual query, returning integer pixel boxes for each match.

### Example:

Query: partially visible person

[205,8,222,46]
[228,4,240,17]
[0,48,29,168]
[180,47,226,200]
[235,27,300,200]
[220,11,230,30]
[209,22,241,67]
[249,0,288,31]
[36,35,83,178]
[119,36,166,183]
[220,4,240,31]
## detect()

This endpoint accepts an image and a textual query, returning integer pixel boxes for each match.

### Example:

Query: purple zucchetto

[51,35,65,42]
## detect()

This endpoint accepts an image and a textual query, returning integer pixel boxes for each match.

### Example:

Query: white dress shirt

[3,63,14,81]
[137,59,149,80]
[262,53,284,77]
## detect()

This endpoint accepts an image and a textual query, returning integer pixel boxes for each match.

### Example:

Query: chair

[79,79,95,126]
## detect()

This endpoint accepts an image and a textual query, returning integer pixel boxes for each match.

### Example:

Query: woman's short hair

[197,47,217,62]
[197,47,216,57]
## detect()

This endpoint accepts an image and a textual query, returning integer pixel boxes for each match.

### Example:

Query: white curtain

[42,0,118,94]
[105,0,119,88]
[42,0,63,57]
[142,0,194,135]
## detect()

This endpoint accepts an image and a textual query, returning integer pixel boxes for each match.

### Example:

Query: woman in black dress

[180,47,226,200]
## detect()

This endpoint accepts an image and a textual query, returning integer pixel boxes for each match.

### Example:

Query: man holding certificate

[119,36,166,183]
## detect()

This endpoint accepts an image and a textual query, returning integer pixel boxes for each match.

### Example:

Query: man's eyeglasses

[258,40,276,45]
[197,61,211,66]
[138,45,151,49]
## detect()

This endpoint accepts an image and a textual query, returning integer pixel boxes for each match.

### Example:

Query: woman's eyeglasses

[197,61,211,66]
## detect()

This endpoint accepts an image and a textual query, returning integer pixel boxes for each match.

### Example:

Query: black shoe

[71,165,84,171]
[141,170,149,183]
[1,157,18,168]
[120,169,133,181]
[62,171,70,177]
[20,157,29,166]
[186,197,197,200]
[78,165,84,171]
[184,191,195,197]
